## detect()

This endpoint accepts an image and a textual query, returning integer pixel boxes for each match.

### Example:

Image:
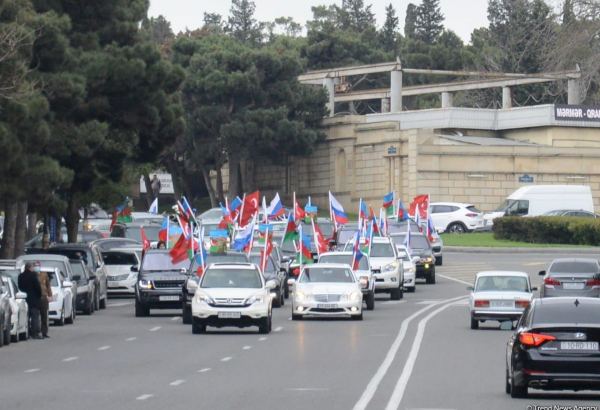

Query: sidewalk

[445,246,600,254]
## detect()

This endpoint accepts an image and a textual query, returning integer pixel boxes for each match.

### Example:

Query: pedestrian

[151,174,161,199]
[157,240,167,249]
[18,262,43,339]
[38,266,53,338]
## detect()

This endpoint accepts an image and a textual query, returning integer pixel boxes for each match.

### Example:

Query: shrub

[493,216,600,246]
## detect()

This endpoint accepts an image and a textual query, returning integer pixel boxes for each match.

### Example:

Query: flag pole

[311,217,320,258]
[166,214,170,249]
[239,193,246,227]
[246,215,255,257]
[368,219,374,256]
[280,211,290,250]
[261,228,269,273]
[358,198,362,230]
[351,232,357,270]
[298,224,303,271]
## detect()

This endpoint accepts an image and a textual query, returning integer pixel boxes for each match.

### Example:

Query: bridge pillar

[323,77,335,117]
[568,78,582,105]
[390,70,403,112]
[381,98,390,113]
[441,92,453,108]
[502,87,512,109]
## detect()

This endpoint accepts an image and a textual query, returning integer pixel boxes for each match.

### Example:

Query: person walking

[18,262,43,339]
[151,174,161,199]
[38,267,53,338]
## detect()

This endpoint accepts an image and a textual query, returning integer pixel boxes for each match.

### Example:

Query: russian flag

[266,193,285,219]
[329,192,349,226]
[232,219,254,252]
[351,231,364,270]
[426,215,436,242]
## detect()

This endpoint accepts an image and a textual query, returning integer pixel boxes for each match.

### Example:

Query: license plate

[563,282,585,290]
[108,281,118,287]
[218,311,241,319]
[159,295,179,302]
[491,300,514,308]
[317,303,338,309]
[560,341,599,351]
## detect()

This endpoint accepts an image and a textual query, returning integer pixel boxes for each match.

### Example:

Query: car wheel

[4,326,11,345]
[447,222,467,234]
[135,300,149,317]
[291,308,302,320]
[99,296,106,310]
[11,330,19,343]
[94,291,100,311]
[390,285,403,300]
[258,315,271,334]
[0,324,4,347]
[470,317,479,330]
[182,303,192,325]
[351,312,363,321]
[192,318,206,334]
[435,256,443,266]
[366,292,375,310]
[426,270,436,284]
[279,288,285,307]
[66,306,74,324]
[510,374,528,398]
[20,323,28,341]
[272,289,282,308]
[407,286,416,293]
[284,281,289,299]
[84,298,93,315]
[505,368,511,394]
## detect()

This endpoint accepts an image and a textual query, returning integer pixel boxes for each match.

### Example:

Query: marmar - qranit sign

[555,104,600,122]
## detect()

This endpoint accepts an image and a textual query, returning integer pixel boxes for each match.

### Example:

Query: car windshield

[337,230,355,245]
[249,255,275,273]
[69,262,88,280]
[34,260,67,277]
[300,267,354,283]
[319,255,369,270]
[200,268,262,288]
[96,239,140,251]
[44,271,59,287]
[199,208,222,220]
[141,252,190,272]
[102,251,138,266]
[201,224,219,234]
[388,222,421,234]
[2,270,19,284]
[495,199,511,212]
[475,276,529,292]
[125,226,161,242]
[533,302,600,325]
[370,243,395,258]
[48,249,91,266]
[301,222,334,238]
[544,210,562,216]
[390,235,430,250]
[191,254,248,272]
[549,261,598,274]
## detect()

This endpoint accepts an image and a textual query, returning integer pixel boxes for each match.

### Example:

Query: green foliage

[493,217,600,246]
[379,3,400,54]
[405,3,418,39]
[227,0,262,44]
[415,0,444,44]
[141,15,175,45]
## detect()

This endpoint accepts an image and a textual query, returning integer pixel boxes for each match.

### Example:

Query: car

[0,273,29,342]
[111,221,162,247]
[43,267,75,326]
[430,202,484,233]
[91,237,142,251]
[318,251,375,310]
[543,209,600,218]
[69,260,96,315]
[182,251,249,324]
[539,258,600,298]
[468,271,535,330]
[135,249,191,317]
[505,297,600,398]
[25,229,103,251]
[16,254,79,316]
[389,233,436,284]
[191,263,275,334]
[249,253,286,308]
[0,279,13,347]
[0,259,16,270]
[289,263,363,320]
[198,207,222,222]
[47,243,109,309]
[102,249,141,296]
[387,219,421,235]
[80,218,113,237]
[131,212,164,224]
[395,245,416,292]
[332,226,356,251]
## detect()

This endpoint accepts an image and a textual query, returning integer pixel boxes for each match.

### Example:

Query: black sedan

[389,232,436,284]
[506,297,600,398]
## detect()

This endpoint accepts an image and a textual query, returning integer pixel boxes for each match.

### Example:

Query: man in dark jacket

[18,262,43,339]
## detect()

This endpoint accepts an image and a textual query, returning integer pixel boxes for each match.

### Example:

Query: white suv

[430,202,484,233]
[364,237,404,300]
[191,263,276,334]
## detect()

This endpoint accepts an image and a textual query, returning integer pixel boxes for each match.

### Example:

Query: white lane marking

[221,356,232,362]
[524,262,545,266]
[242,345,252,350]
[274,326,283,332]
[107,302,133,307]
[198,368,211,373]
[171,317,180,321]
[62,356,79,362]
[98,345,111,351]
[169,379,186,386]
[24,368,40,373]
[258,337,267,341]
[286,387,330,392]
[149,326,161,332]
[415,301,438,305]
[384,298,468,410]
[437,274,472,286]
[125,337,137,342]
[352,295,466,410]
[381,301,407,305]
[136,394,154,401]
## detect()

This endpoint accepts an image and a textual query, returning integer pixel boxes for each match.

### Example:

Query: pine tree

[380,3,399,53]
[415,0,444,44]
[141,15,174,45]
[203,13,224,33]
[227,0,262,43]
[339,0,376,32]
[404,3,418,39]
[563,0,575,25]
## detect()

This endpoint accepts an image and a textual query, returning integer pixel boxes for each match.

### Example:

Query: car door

[430,205,452,232]
[92,246,108,298]
[59,270,73,318]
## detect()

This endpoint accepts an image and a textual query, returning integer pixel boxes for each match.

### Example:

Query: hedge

[493,216,600,246]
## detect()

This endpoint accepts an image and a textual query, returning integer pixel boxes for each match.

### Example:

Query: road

[1,251,599,410]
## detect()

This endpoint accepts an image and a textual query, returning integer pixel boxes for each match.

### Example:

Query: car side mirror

[466,286,474,291]
[287,278,296,287]
[265,280,277,290]
[62,280,73,288]
[531,287,538,291]
[411,256,420,263]
[538,270,546,276]
[16,291,27,300]
[131,265,139,272]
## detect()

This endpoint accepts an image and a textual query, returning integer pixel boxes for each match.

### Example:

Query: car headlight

[383,262,398,272]
[138,280,153,289]
[245,295,265,305]
[195,293,215,305]
[349,291,362,302]
[295,291,308,302]
[186,278,198,292]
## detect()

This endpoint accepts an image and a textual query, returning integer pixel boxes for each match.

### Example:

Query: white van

[483,185,594,228]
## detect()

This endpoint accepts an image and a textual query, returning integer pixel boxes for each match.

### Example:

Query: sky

[148,0,490,44]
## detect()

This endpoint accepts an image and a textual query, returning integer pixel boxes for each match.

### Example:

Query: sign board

[387,146,397,155]
[555,105,600,122]
[518,174,534,183]
[139,172,175,195]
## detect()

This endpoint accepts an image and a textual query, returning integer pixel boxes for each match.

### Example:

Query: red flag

[369,207,380,235]
[260,231,273,272]
[313,221,330,254]
[409,195,429,219]
[140,226,151,251]
[295,200,306,221]
[169,234,189,264]
[240,191,260,227]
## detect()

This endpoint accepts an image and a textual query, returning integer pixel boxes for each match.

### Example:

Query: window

[549,261,599,274]
[505,200,529,216]
[102,252,139,266]
[200,268,262,289]
[319,254,369,271]
[370,243,396,258]
[475,276,529,292]
[300,267,354,283]
[466,206,481,213]
[141,252,190,272]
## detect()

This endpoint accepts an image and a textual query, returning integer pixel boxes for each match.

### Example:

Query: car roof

[49,243,91,250]
[18,254,69,262]
[430,202,473,207]
[206,263,257,270]
[550,258,599,264]
[105,247,143,253]
[476,271,529,278]
[534,296,600,307]
[305,263,351,269]
[319,252,353,257]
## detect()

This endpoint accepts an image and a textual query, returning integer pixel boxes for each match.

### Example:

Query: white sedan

[318,252,375,310]
[395,245,416,293]
[289,263,363,320]
[44,267,75,326]
[1,274,28,342]
[468,271,535,329]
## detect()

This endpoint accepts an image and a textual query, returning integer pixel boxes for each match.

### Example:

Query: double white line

[353,294,467,410]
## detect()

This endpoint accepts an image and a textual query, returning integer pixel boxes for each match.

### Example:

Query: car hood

[196,288,264,299]
[354,269,372,278]
[106,265,135,275]
[411,250,433,258]
[296,282,359,294]
[370,257,396,270]
[471,291,532,300]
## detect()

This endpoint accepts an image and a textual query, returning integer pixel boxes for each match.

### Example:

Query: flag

[409,194,429,219]
[397,199,408,221]
[260,229,273,272]
[170,233,194,264]
[415,210,422,231]
[366,218,375,256]
[140,226,151,251]
[329,192,349,226]
[232,216,255,252]
[111,199,132,229]
[195,227,208,276]
[256,223,273,245]
[351,231,364,270]
[282,211,298,243]
[426,214,436,242]
[159,216,182,246]
[229,196,243,222]
[266,193,285,219]
[181,196,197,224]
[297,225,313,265]
[240,191,260,227]
[379,208,387,236]
[369,207,380,236]
[312,219,329,256]
[403,221,412,253]
[209,229,229,254]
[218,203,234,232]
[148,197,159,214]
[294,200,306,221]
[359,199,368,222]
[383,192,394,216]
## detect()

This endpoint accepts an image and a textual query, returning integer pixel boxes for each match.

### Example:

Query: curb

[444,246,600,254]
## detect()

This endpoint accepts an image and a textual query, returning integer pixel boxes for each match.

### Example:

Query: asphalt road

[1,251,600,410]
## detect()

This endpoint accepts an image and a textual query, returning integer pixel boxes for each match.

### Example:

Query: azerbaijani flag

[170,233,194,264]
[209,229,229,254]
[397,199,408,221]
[359,199,368,221]
[229,196,243,222]
[297,225,313,265]
[111,199,132,229]
[383,192,394,216]
[282,211,298,243]
[329,192,349,226]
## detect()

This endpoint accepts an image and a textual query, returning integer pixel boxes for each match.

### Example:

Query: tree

[227,0,263,43]
[272,17,302,37]
[380,3,399,53]
[141,15,174,45]
[338,0,376,32]
[405,3,418,39]
[415,0,444,44]
[203,13,224,33]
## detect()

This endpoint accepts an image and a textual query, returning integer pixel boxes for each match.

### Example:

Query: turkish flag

[409,195,429,219]
[240,191,260,227]
[140,226,151,251]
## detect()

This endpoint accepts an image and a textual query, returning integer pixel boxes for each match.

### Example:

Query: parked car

[135,249,190,317]
[542,209,599,218]
[0,273,28,342]
[389,232,436,284]
[191,263,275,334]
[69,260,95,315]
[102,249,141,296]
[468,271,535,329]
[430,202,484,233]
[47,243,108,309]
[91,237,141,251]
[25,229,103,250]
[395,245,416,293]
[506,297,600,398]
[249,253,286,308]
[539,258,600,298]
[289,263,363,320]
[43,267,75,326]
[0,279,12,347]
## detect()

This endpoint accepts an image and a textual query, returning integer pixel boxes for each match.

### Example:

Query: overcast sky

[148,0,490,44]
